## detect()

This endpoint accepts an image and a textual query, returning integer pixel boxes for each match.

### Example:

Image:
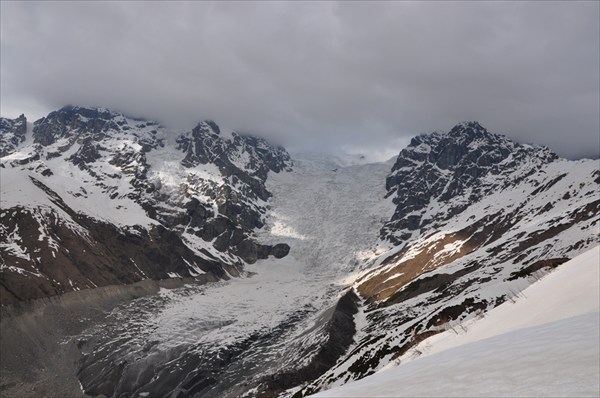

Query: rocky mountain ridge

[0,114,27,157]
[0,106,291,304]
[381,121,559,244]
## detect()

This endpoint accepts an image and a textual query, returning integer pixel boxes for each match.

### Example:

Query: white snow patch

[130,258,148,279]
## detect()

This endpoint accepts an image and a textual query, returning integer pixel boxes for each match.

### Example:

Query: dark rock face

[0,114,27,157]
[271,243,291,259]
[506,258,569,281]
[172,120,292,263]
[32,106,162,148]
[382,121,558,245]
[259,290,359,398]
[176,121,291,199]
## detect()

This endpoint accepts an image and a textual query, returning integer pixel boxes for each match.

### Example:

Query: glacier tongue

[76,153,397,398]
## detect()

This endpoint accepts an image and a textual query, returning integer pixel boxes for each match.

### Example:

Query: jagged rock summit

[0,114,27,157]
[382,121,558,244]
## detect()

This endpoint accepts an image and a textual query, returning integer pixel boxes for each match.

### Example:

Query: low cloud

[1,1,598,159]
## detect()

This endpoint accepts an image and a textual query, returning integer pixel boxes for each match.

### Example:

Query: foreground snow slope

[313,246,600,397]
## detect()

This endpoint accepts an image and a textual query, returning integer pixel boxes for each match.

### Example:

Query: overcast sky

[1,1,598,159]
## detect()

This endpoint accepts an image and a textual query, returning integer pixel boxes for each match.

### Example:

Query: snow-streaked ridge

[312,246,600,397]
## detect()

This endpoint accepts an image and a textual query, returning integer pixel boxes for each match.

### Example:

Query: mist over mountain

[2,2,599,159]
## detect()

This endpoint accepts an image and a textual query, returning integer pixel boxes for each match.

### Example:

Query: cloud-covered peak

[1,2,598,159]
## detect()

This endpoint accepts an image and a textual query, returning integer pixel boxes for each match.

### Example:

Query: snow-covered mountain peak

[395,121,556,173]
[446,121,524,149]
[0,107,294,304]
[31,105,165,149]
[448,120,488,137]
[293,126,598,396]
[382,122,561,245]
[0,114,27,157]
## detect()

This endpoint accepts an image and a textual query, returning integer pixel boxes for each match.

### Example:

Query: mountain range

[0,107,598,398]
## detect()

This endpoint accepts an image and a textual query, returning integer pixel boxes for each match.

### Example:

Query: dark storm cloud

[1,1,598,159]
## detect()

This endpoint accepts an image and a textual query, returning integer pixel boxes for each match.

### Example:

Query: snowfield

[312,246,600,397]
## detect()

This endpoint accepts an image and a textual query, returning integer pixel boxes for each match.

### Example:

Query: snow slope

[312,246,600,397]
